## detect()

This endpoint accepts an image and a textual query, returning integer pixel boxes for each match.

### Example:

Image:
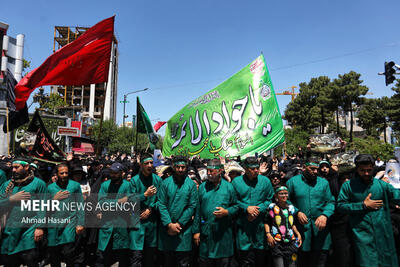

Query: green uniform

[157,176,198,252]
[129,172,162,250]
[0,169,7,187]
[337,176,400,267]
[193,179,238,258]
[286,174,335,251]
[97,179,131,251]
[231,174,274,250]
[0,177,47,255]
[47,180,85,246]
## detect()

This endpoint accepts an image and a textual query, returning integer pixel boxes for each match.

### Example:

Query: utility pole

[122,88,148,127]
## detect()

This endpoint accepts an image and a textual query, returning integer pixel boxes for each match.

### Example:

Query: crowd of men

[0,150,398,267]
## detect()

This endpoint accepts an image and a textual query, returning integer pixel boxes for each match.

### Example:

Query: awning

[72,139,95,154]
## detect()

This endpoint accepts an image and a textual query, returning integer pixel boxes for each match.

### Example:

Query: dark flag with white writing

[27,111,65,162]
[2,69,29,133]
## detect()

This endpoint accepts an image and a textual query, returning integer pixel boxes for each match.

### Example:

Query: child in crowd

[265,186,302,267]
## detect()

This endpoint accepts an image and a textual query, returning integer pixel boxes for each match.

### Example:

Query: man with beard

[286,158,335,267]
[0,158,47,267]
[47,163,85,266]
[193,158,238,267]
[337,154,400,267]
[96,162,131,267]
[231,156,274,267]
[129,153,162,267]
[157,156,198,267]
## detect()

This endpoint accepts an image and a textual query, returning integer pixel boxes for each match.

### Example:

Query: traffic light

[385,61,396,86]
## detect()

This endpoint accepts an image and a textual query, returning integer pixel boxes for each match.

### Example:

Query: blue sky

[3,0,400,135]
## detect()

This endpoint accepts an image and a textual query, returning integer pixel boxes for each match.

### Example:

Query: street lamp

[122,88,149,126]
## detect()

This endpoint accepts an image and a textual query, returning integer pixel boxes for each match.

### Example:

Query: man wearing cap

[231,156,274,266]
[47,163,85,266]
[193,158,238,267]
[129,153,162,267]
[157,156,198,267]
[337,154,400,267]
[0,158,48,267]
[286,158,335,267]
[96,162,131,267]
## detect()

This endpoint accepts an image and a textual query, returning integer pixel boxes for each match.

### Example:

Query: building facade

[0,22,25,155]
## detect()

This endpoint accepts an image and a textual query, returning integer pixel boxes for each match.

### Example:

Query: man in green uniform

[337,154,400,267]
[286,159,335,267]
[231,156,274,267]
[96,162,131,267]
[0,168,7,187]
[47,163,85,267]
[157,156,198,267]
[129,153,162,267]
[193,158,238,267]
[0,158,47,267]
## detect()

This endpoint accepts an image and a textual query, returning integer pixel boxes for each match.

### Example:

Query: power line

[148,41,400,92]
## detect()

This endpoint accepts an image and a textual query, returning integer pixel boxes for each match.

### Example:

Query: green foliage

[348,136,394,162]
[274,128,310,156]
[284,71,369,142]
[284,76,334,133]
[92,120,163,154]
[358,97,391,140]
[389,79,400,136]
[332,71,369,142]
[22,59,31,76]
[41,93,67,114]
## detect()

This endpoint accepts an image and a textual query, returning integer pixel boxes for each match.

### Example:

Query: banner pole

[6,107,10,155]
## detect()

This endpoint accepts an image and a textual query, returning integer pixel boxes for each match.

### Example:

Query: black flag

[27,110,65,163]
[2,69,29,133]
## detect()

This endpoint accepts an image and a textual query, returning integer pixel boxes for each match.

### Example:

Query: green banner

[163,55,284,159]
[137,97,159,144]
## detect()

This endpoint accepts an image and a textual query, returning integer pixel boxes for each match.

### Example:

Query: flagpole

[6,107,10,155]
[135,97,138,154]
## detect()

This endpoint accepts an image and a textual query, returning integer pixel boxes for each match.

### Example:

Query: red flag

[15,16,114,110]
[154,121,167,132]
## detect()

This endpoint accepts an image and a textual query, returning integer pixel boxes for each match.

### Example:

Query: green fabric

[275,186,288,193]
[0,169,7,187]
[129,172,162,250]
[47,179,85,246]
[231,174,274,250]
[193,179,238,258]
[141,157,153,163]
[12,160,29,165]
[157,176,198,252]
[286,174,335,251]
[173,161,187,166]
[337,177,400,267]
[163,54,285,159]
[97,179,131,251]
[137,97,158,144]
[0,177,48,255]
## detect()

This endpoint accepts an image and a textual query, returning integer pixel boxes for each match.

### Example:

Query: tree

[284,76,334,133]
[41,93,67,114]
[332,71,369,142]
[92,119,118,152]
[358,97,391,142]
[389,79,400,139]
[348,136,394,162]
[274,128,310,156]
[22,59,31,76]
[92,120,163,154]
